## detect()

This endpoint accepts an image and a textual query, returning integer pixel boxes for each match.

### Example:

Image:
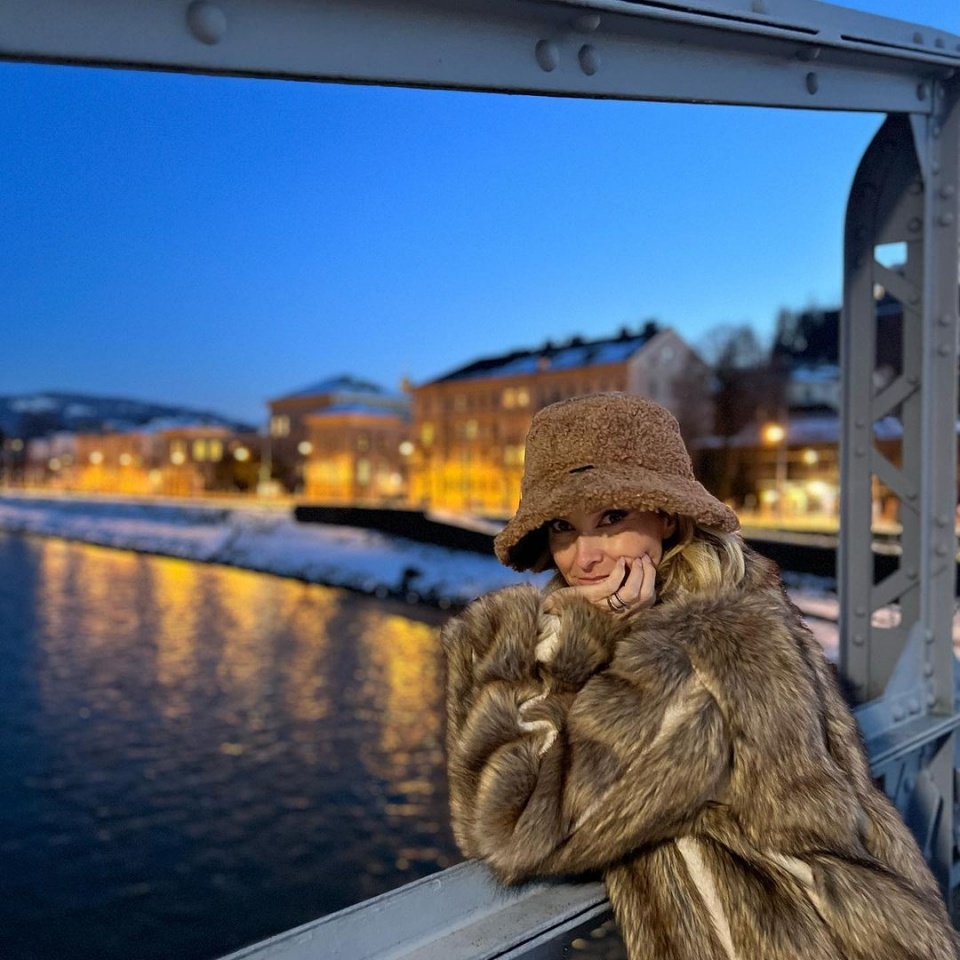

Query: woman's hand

[545,555,657,616]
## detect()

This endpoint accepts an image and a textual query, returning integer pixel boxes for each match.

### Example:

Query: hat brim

[493,463,739,571]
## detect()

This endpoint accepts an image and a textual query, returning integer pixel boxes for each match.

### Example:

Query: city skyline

[3,0,959,424]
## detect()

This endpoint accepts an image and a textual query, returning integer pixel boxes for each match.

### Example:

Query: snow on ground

[0,494,548,607]
[0,493,841,652]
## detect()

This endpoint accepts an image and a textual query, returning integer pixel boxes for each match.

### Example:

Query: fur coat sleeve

[442,580,731,884]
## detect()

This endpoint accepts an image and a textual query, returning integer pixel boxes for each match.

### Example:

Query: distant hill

[0,391,255,440]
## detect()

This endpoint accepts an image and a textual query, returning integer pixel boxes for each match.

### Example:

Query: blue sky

[3,0,959,425]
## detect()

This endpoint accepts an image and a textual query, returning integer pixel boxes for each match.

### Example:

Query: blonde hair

[656,516,745,602]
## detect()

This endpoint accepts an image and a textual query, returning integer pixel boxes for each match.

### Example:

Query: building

[267,375,410,493]
[409,324,710,515]
[303,404,409,504]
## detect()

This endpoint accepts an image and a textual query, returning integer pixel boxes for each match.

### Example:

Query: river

[0,530,460,960]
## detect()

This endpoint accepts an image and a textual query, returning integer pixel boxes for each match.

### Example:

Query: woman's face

[547,506,673,587]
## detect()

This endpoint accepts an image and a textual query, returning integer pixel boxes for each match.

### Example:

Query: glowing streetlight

[761,421,788,520]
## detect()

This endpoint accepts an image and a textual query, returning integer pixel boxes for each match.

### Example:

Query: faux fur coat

[442,548,959,959]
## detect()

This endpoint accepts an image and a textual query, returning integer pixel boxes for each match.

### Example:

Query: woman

[442,393,958,960]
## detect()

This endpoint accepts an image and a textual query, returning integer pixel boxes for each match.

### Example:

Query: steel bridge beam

[1,0,959,113]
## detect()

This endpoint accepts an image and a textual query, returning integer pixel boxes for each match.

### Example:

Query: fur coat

[442,547,959,959]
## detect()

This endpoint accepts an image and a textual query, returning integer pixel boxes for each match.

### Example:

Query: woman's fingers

[614,555,656,610]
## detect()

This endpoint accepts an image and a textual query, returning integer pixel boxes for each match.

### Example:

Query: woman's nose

[575,535,604,567]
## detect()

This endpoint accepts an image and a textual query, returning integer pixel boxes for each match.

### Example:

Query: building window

[271,415,291,437]
[421,423,434,446]
[465,420,478,440]
[209,439,223,462]
[356,459,371,485]
[516,388,530,407]
[502,388,516,409]
[357,433,370,452]
[193,439,207,462]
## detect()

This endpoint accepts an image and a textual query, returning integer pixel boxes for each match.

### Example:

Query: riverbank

[0,493,545,608]
[0,492,841,652]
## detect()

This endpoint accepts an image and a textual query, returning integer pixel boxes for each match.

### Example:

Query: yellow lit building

[268,375,410,493]
[409,324,710,515]
[303,405,409,504]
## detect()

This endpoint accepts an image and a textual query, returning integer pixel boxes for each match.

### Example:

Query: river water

[0,531,460,960]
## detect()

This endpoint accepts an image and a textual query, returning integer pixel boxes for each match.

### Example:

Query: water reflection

[2,532,459,960]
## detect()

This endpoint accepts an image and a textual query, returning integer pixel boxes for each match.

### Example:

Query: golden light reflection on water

[28,537,459,908]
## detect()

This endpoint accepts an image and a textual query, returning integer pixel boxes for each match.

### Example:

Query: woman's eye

[548,519,573,533]
[599,510,629,526]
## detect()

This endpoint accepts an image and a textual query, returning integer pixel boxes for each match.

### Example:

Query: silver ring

[606,595,617,611]
[608,590,627,611]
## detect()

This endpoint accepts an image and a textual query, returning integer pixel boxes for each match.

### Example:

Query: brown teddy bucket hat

[494,393,739,570]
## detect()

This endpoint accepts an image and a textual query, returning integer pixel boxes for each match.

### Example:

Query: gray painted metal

[840,79,960,896]
[4,0,960,954]
[218,860,610,960]
[0,0,958,112]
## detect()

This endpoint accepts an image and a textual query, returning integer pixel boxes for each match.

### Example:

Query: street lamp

[761,422,788,521]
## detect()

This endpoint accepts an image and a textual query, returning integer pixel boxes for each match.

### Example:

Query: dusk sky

[4,0,960,425]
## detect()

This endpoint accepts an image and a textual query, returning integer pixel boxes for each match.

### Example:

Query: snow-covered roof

[429,328,662,385]
[275,374,402,402]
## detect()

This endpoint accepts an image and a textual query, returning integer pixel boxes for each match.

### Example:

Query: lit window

[119,453,132,467]
[89,451,103,465]
[270,415,290,437]
[421,423,434,445]
[193,439,207,461]
[171,450,186,465]
[234,447,250,462]
[209,440,223,462]
[465,420,478,440]
[399,441,414,456]
[516,388,530,407]
[356,459,371,485]
[502,388,516,409]
[297,441,313,456]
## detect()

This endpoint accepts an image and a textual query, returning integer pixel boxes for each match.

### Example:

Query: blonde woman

[442,393,958,960]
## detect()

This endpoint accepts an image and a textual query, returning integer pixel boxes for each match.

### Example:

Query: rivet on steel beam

[186,1,227,45]
[806,72,819,95]
[907,568,918,579]
[938,314,955,326]
[933,124,942,139]
[913,31,924,45]
[924,662,935,677]
[909,698,921,714]
[939,184,956,199]
[909,293,920,305]
[855,418,866,428]
[578,45,600,76]
[906,489,918,500]
[893,705,906,721]
[932,161,941,175]
[574,14,601,33]
[925,628,936,643]
[936,542,950,556]
[936,512,951,526]
[752,0,768,11]
[536,39,560,72]
[908,374,920,385]
[853,633,865,646]
[917,83,928,101]
[936,37,945,49]
[938,344,952,356]
[927,691,938,707]
[855,446,866,457]
[855,606,866,617]
[908,215,922,231]
[939,211,955,226]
